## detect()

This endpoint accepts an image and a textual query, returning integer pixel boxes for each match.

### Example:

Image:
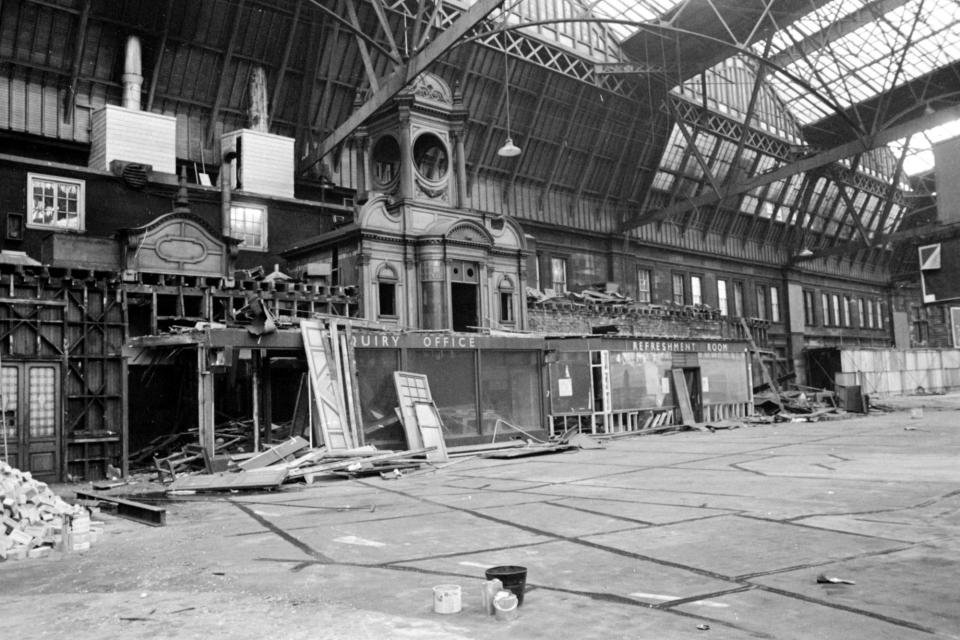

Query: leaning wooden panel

[413,401,448,461]
[393,371,432,450]
[300,319,354,450]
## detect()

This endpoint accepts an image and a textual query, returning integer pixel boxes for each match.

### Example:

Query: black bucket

[485,565,527,606]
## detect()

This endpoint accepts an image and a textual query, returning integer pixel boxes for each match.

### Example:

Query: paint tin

[493,590,519,621]
[433,584,462,614]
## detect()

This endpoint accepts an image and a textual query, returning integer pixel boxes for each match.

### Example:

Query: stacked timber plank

[1,461,97,560]
[163,437,435,492]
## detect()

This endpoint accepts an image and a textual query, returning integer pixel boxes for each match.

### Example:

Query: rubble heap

[1,461,96,561]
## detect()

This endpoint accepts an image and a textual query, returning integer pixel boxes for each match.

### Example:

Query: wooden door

[1,362,61,481]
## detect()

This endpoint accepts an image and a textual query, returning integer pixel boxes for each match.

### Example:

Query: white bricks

[0,460,96,561]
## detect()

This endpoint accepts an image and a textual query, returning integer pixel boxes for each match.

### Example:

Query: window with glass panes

[230,204,267,250]
[28,174,84,230]
[499,278,515,324]
[550,257,567,292]
[832,294,841,326]
[691,275,702,305]
[842,296,851,327]
[734,281,744,316]
[821,293,830,326]
[756,285,767,319]
[637,268,651,304]
[803,290,816,325]
[717,279,729,315]
[858,298,866,327]
[770,286,781,322]
[672,273,685,305]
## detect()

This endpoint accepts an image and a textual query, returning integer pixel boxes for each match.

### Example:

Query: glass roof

[755,0,960,175]
[578,0,685,41]
[483,0,685,61]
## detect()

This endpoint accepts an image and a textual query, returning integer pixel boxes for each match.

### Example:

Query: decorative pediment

[121,212,237,277]
[408,72,452,109]
[445,220,493,247]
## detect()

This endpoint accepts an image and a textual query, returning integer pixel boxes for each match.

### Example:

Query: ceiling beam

[268,0,303,124]
[206,0,246,147]
[622,103,960,233]
[345,0,381,92]
[768,0,912,69]
[146,0,175,112]
[790,219,960,265]
[62,0,91,124]
[305,0,399,63]
[306,0,502,167]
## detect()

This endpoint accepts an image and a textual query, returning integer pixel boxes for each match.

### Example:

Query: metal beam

[622,103,960,233]
[539,85,585,200]
[791,220,960,265]
[307,0,502,166]
[146,0,175,112]
[769,0,913,69]
[346,0,381,93]
[369,0,401,61]
[62,0,91,124]
[269,0,303,124]
[295,14,327,163]
[206,0,246,147]
[305,0,400,63]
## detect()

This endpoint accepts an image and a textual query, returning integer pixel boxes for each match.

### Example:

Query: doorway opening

[450,260,480,332]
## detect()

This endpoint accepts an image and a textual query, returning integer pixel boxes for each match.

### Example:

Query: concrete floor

[2,396,959,640]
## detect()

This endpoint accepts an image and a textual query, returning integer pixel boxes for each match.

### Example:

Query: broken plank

[165,467,288,492]
[73,490,166,527]
[446,441,525,455]
[238,436,310,470]
[483,444,575,459]
[286,447,436,478]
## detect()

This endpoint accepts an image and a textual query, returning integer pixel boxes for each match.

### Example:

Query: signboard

[920,239,960,303]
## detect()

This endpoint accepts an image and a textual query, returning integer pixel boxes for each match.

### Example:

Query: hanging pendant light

[497,30,521,158]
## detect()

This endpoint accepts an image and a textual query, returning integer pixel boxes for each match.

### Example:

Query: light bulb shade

[497,137,521,157]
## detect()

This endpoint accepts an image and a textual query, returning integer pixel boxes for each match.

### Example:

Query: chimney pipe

[122,36,143,110]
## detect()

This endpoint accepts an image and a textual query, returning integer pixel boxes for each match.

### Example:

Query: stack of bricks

[0,461,98,561]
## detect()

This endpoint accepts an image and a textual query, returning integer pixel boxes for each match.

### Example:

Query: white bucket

[433,584,462,614]
[493,590,519,621]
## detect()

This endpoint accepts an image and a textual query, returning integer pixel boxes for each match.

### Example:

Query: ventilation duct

[122,36,143,111]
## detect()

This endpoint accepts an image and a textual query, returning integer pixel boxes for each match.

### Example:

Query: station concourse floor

[2,395,959,640]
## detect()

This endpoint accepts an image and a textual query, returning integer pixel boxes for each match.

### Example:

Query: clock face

[413,133,449,182]
[372,135,401,187]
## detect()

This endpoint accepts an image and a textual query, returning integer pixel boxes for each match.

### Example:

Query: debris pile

[1,461,97,561]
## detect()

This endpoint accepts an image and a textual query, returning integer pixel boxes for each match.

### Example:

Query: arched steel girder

[454,18,864,138]
[310,12,866,166]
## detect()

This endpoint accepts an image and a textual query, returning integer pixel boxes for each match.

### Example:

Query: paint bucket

[433,584,462,614]
[485,565,527,606]
[493,590,519,621]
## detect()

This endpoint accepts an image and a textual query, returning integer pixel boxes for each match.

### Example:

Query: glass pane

[28,366,56,438]
[479,351,541,435]
[407,350,478,437]
[608,351,672,410]
[1,366,18,441]
[355,349,402,446]
[701,353,750,404]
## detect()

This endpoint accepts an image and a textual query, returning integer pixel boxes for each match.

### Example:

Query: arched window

[498,277,515,324]
[377,264,399,318]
